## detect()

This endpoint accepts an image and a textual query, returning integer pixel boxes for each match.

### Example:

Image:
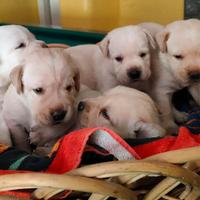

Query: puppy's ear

[155,30,169,53]
[64,52,80,92]
[73,70,80,92]
[10,66,24,94]
[142,29,156,49]
[97,36,110,57]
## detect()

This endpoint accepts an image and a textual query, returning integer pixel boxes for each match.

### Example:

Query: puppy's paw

[163,121,179,135]
[134,121,166,138]
[29,131,41,145]
[33,146,52,156]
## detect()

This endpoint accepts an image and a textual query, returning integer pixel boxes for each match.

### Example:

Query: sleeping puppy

[2,48,80,152]
[0,25,46,95]
[65,25,156,92]
[77,86,166,139]
[151,19,200,131]
[0,25,46,145]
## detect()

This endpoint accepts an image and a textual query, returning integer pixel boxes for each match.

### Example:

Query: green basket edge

[0,23,105,46]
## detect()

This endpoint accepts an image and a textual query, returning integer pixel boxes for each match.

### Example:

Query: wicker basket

[0,146,200,200]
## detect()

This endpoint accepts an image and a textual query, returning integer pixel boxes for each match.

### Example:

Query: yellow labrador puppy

[0,25,46,145]
[65,25,156,92]
[26,84,100,155]
[151,19,200,131]
[77,86,166,139]
[2,48,79,152]
[0,25,45,91]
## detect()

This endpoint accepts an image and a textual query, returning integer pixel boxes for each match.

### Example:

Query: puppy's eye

[33,88,44,95]
[15,43,26,49]
[100,108,110,120]
[66,85,72,92]
[140,52,146,58]
[115,56,123,62]
[173,54,184,60]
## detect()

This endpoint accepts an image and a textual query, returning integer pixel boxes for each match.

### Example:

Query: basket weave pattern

[0,146,199,199]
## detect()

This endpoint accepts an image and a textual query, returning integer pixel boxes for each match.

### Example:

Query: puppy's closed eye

[173,54,184,60]
[100,108,110,120]
[15,42,26,49]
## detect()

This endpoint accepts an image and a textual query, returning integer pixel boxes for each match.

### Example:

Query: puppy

[0,25,46,145]
[2,48,80,152]
[151,19,200,131]
[0,25,46,94]
[65,25,156,92]
[77,86,166,139]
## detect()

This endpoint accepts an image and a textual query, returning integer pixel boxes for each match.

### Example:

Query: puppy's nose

[78,101,85,112]
[127,69,141,80]
[51,110,66,123]
[189,72,200,81]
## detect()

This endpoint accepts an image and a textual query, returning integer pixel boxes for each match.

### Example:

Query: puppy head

[77,86,161,138]
[156,19,200,86]
[10,48,80,126]
[0,25,46,87]
[98,25,156,86]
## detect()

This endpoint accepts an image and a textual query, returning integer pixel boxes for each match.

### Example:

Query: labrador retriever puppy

[0,25,46,145]
[28,84,100,154]
[2,48,80,152]
[65,25,156,92]
[0,25,46,95]
[76,86,166,139]
[151,19,200,131]
[28,84,101,156]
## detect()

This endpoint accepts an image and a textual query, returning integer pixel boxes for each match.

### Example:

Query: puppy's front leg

[29,123,70,147]
[188,84,200,106]
[30,124,70,156]
[153,91,178,132]
[9,123,31,152]
[0,113,12,145]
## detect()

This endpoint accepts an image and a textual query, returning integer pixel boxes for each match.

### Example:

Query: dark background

[185,0,200,19]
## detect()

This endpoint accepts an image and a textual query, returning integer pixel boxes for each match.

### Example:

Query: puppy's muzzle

[189,72,200,82]
[127,68,141,81]
[78,101,85,112]
[51,109,66,123]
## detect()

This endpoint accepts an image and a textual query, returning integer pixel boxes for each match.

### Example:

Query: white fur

[77,86,166,138]
[0,25,46,145]
[151,19,200,131]
[3,48,79,152]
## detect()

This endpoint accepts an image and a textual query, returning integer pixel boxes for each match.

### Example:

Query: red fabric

[47,127,200,173]
[47,127,139,173]
[0,191,31,198]
[134,127,200,158]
